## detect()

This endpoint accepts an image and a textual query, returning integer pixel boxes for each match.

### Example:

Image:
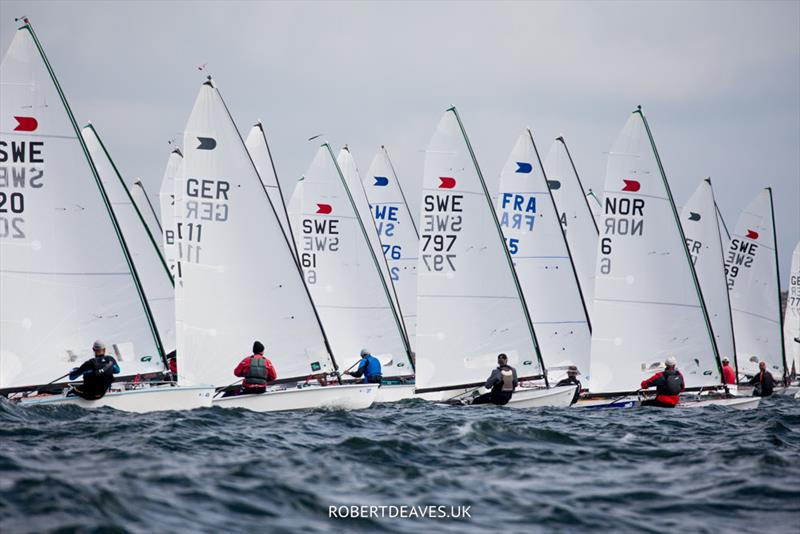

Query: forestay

[0,24,164,390]
[544,137,598,321]
[496,130,591,379]
[244,123,296,258]
[175,80,335,387]
[589,110,721,394]
[287,145,412,377]
[415,109,542,392]
[680,179,735,369]
[362,146,420,348]
[158,148,182,278]
[785,242,800,374]
[725,189,786,378]
[83,125,176,354]
[130,179,163,252]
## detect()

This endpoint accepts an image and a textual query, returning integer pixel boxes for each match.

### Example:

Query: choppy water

[1,396,798,533]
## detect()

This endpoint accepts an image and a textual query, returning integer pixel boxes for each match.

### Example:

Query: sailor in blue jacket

[347,349,382,384]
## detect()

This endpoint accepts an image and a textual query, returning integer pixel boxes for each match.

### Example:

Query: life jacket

[658,368,684,396]
[500,367,515,393]
[244,356,268,387]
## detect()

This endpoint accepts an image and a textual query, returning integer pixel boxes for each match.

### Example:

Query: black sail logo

[197,137,217,150]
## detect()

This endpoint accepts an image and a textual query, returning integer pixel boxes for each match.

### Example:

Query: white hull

[19,385,214,413]
[507,385,577,408]
[374,384,415,403]
[212,383,378,412]
[414,387,475,402]
[679,396,760,410]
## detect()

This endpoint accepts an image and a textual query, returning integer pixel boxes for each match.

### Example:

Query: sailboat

[82,124,176,355]
[680,179,736,374]
[496,129,592,383]
[544,137,599,323]
[582,107,758,410]
[131,179,164,253]
[175,78,376,411]
[287,144,414,403]
[0,20,212,412]
[785,242,800,380]
[414,108,576,408]
[725,188,787,383]
[244,122,296,259]
[158,147,183,279]
[361,146,420,350]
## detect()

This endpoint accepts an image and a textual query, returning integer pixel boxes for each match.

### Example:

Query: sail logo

[197,137,217,150]
[13,116,38,132]
[688,212,701,221]
[438,176,456,189]
[373,176,389,187]
[515,162,532,174]
[724,238,758,289]
[622,179,641,192]
[547,180,561,190]
[316,203,332,214]
[599,195,645,275]
[746,229,759,240]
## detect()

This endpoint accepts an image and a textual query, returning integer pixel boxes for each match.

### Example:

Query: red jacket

[234,354,277,389]
[721,364,736,385]
[641,369,685,406]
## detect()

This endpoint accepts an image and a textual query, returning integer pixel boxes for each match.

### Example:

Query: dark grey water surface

[1,396,798,533]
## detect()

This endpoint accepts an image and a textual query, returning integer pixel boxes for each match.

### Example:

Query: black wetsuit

[68,356,120,400]
[748,370,775,397]
[472,365,518,406]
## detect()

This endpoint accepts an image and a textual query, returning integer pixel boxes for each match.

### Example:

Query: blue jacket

[352,354,382,382]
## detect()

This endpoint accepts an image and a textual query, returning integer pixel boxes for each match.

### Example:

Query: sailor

[228,341,276,396]
[640,356,685,408]
[347,349,382,384]
[165,350,178,381]
[721,357,736,385]
[747,361,775,397]
[555,365,582,405]
[67,340,120,400]
[472,354,518,406]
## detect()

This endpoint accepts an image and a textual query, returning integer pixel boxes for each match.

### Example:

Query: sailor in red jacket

[228,341,277,396]
[721,357,736,385]
[640,356,685,408]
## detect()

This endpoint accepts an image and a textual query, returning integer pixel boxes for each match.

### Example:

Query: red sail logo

[746,229,759,240]
[316,203,332,214]
[439,176,456,189]
[14,116,38,132]
[622,179,640,192]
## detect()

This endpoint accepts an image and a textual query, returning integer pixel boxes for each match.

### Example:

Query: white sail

[0,24,164,389]
[785,241,800,374]
[544,138,598,321]
[586,189,602,227]
[244,123,296,258]
[158,148,182,279]
[131,179,164,253]
[725,188,786,378]
[362,146,419,347]
[82,125,176,355]
[496,130,591,378]
[175,80,335,387]
[589,111,721,394]
[287,145,412,377]
[680,179,735,367]
[415,109,541,392]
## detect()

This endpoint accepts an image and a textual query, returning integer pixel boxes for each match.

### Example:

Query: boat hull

[506,385,577,408]
[212,383,378,412]
[19,385,214,412]
[374,384,415,403]
[575,396,640,409]
[679,396,761,410]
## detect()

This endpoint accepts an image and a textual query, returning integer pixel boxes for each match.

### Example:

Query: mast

[557,136,599,235]
[638,107,724,385]
[535,130,592,333]
[384,145,420,238]
[767,187,788,382]
[327,144,414,362]
[24,20,167,369]
[450,108,548,387]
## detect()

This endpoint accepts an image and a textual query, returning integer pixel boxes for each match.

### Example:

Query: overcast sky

[2,1,798,284]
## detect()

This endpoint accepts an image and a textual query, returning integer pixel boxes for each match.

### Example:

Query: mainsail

[244,122,296,258]
[287,145,412,377]
[362,146,420,347]
[725,188,786,378]
[0,22,164,390]
[680,179,736,371]
[785,241,800,374]
[82,124,176,354]
[496,129,591,378]
[415,108,544,393]
[131,179,164,252]
[589,109,721,394]
[175,79,335,387]
[544,137,598,321]
[158,148,182,279]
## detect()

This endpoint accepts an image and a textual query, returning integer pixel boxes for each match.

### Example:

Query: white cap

[92,340,106,350]
[721,357,730,363]
[665,356,678,367]
[360,348,370,357]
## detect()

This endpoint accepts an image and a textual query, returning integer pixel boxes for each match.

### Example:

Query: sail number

[421,193,462,272]
[0,192,26,239]
[599,196,646,275]
[300,218,340,285]
[724,239,757,289]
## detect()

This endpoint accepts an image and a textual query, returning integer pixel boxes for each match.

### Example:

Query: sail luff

[767,188,788,380]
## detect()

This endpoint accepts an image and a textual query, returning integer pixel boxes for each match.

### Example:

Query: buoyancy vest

[500,368,515,393]
[84,356,115,390]
[244,356,268,386]
[659,368,684,396]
